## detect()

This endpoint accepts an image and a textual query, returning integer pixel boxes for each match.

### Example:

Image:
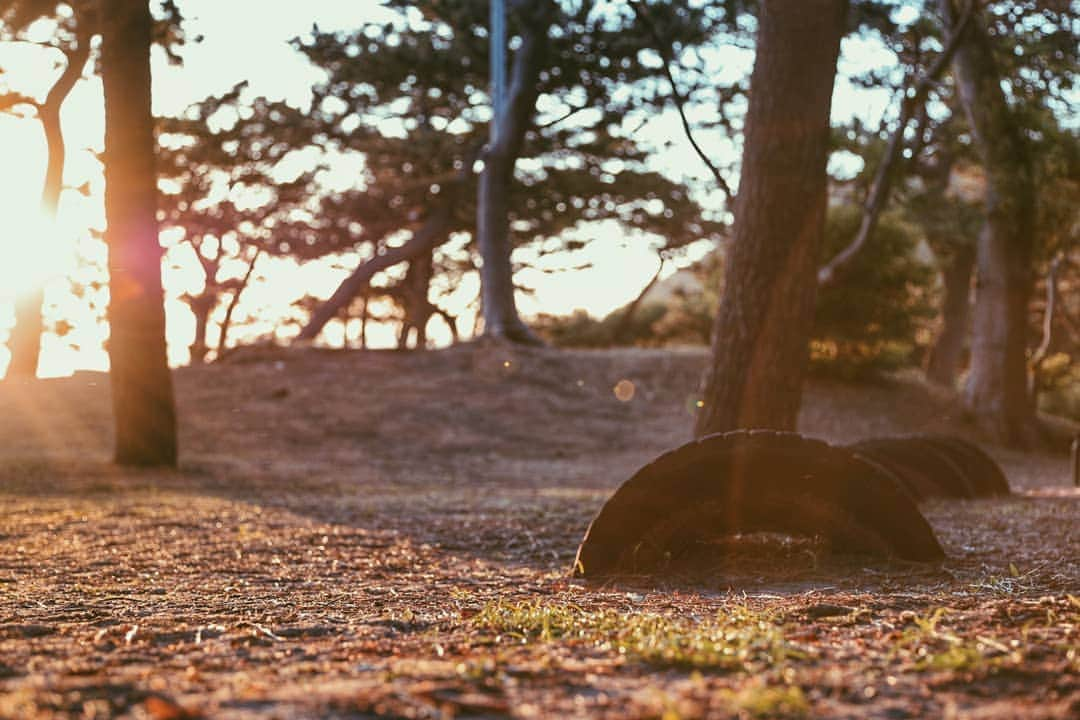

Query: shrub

[810,205,936,378]
[536,205,935,378]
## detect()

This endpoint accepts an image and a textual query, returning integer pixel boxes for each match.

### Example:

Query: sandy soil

[0,343,1076,719]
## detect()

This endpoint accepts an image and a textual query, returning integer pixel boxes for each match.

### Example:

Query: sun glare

[0,208,57,297]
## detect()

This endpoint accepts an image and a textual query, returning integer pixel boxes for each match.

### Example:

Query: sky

[0,0,899,377]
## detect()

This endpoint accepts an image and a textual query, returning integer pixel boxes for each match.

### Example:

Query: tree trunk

[476,0,552,344]
[359,291,369,349]
[941,0,1039,446]
[101,0,178,467]
[7,290,44,378]
[925,243,975,387]
[694,0,847,437]
[186,295,214,364]
[6,106,60,378]
[216,248,261,357]
[1029,254,1063,405]
[5,33,89,378]
[398,250,434,350]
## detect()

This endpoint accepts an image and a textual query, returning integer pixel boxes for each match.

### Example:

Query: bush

[1036,354,1080,421]
[533,303,670,348]
[536,205,935,378]
[810,205,936,378]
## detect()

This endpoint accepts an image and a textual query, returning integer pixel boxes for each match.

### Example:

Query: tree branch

[613,250,664,343]
[216,247,262,357]
[628,0,733,203]
[818,0,974,289]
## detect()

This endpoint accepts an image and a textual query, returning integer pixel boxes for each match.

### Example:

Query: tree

[694,0,848,436]
[0,1,93,378]
[910,150,983,387]
[812,205,936,378]
[941,0,1039,445]
[290,0,727,345]
[157,87,317,363]
[100,0,177,466]
[0,0,186,377]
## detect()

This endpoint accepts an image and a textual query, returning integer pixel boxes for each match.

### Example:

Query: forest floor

[0,343,1077,719]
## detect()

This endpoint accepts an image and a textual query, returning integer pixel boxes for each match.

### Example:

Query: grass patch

[894,609,1023,673]
[726,683,811,718]
[469,599,806,672]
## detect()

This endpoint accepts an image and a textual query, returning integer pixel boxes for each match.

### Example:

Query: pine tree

[289,0,728,343]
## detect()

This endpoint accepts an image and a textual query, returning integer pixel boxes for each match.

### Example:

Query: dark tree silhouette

[100,0,177,466]
[157,87,317,363]
[0,2,92,378]
[694,0,847,436]
[291,0,727,344]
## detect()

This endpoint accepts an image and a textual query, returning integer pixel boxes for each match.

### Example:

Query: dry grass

[0,343,1076,718]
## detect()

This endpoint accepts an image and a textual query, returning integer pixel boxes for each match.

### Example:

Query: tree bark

[694,0,847,437]
[925,242,974,387]
[397,249,434,350]
[359,291,369,349]
[101,0,178,466]
[186,294,214,364]
[7,290,45,378]
[5,35,90,379]
[941,0,1039,446]
[475,0,552,344]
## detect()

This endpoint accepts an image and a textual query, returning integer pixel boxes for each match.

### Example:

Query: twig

[628,0,733,202]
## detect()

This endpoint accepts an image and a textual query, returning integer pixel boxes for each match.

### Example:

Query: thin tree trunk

[359,291,369,349]
[695,0,847,437]
[101,0,178,466]
[1029,254,1063,403]
[613,253,664,344]
[436,306,459,344]
[941,0,1039,446]
[7,290,44,378]
[925,242,975,387]
[476,0,552,344]
[186,295,214,364]
[216,248,261,357]
[5,36,90,379]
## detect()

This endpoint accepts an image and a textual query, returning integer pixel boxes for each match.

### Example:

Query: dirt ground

[0,344,1077,719]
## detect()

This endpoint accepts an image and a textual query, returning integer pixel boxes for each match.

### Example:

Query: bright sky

[0,1,898,377]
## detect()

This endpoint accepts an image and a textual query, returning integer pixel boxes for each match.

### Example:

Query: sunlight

[0,206,55,297]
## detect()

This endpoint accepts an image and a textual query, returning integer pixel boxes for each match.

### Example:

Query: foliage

[281,0,729,333]
[811,205,936,378]
[156,86,321,361]
[533,302,670,348]
[541,205,933,380]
